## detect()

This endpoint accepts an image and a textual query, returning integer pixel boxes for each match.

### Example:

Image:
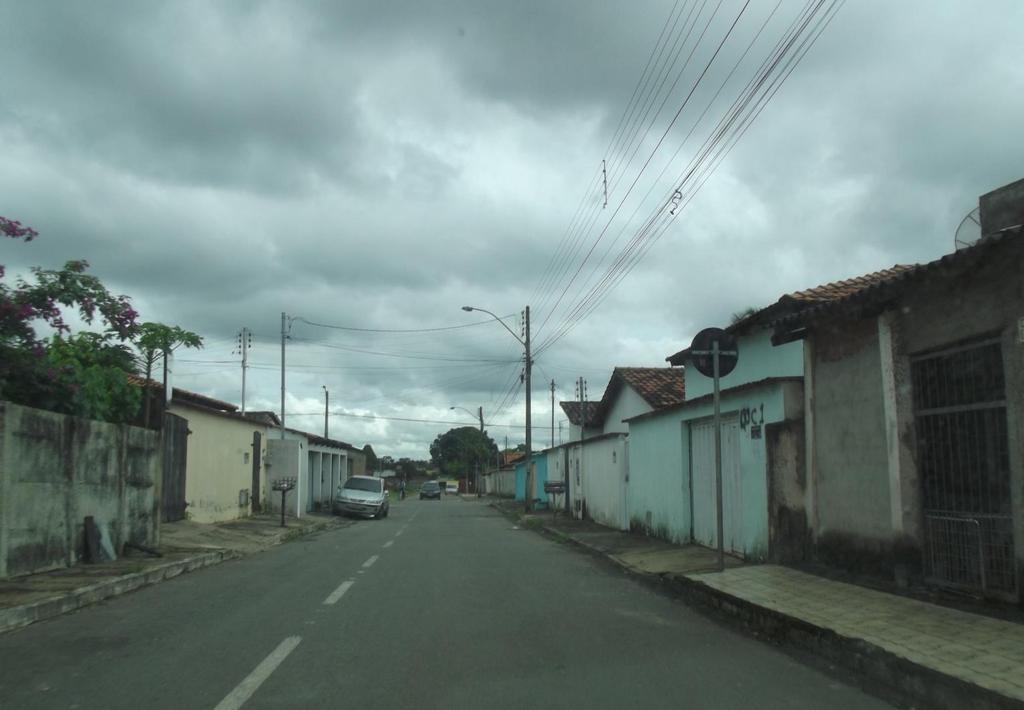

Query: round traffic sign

[689,327,739,378]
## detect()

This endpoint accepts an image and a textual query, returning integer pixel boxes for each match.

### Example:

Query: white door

[690,416,742,554]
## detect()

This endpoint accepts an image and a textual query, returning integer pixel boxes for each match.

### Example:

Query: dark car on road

[419,480,441,500]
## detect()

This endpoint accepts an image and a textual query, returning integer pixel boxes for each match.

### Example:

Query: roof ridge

[786,263,919,302]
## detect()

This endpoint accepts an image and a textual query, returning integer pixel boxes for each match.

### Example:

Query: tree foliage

[0,216,198,425]
[429,427,498,478]
[136,321,203,426]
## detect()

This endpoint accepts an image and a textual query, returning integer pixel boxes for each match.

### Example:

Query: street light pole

[461,304,533,511]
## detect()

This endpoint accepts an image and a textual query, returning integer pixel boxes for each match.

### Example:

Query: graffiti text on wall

[739,404,765,439]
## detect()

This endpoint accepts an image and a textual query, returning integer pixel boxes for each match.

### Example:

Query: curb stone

[666,574,1022,710]
[0,517,349,636]
[493,505,1023,710]
[0,550,235,636]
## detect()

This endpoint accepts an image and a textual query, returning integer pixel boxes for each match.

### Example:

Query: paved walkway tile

[689,565,1024,701]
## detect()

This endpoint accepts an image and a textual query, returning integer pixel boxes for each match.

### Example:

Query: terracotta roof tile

[782,264,918,303]
[127,374,239,412]
[772,228,1024,331]
[559,401,602,427]
[561,367,685,427]
[667,264,920,365]
[616,367,685,409]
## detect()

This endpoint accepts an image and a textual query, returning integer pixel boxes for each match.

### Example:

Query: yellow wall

[170,404,269,523]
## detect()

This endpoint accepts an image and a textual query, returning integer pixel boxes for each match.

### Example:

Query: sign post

[690,327,738,572]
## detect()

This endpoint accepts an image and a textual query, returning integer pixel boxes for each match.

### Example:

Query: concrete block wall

[0,401,160,579]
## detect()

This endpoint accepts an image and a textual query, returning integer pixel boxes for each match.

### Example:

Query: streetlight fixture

[449,405,484,432]
[462,304,533,512]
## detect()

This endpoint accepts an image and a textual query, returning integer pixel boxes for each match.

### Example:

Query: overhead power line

[289,314,517,334]
[533,0,843,356]
[285,410,551,430]
[288,336,520,364]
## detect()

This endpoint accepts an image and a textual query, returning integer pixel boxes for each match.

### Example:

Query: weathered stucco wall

[805,238,1024,595]
[169,404,268,524]
[266,438,304,517]
[484,469,515,497]
[627,380,801,559]
[582,435,628,530]
[514,454,548,503]
[627,414,688,543]
[767,418,807,563]
[891,241,1024,588]
[811,317,893,543]
[602,385,650,434]
[349,450,366,476]
[0,401,160,579]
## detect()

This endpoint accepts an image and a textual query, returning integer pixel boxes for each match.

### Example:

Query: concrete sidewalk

[493,500,1024,710]
[0,513,349,635]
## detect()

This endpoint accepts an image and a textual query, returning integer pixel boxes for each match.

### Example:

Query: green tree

[43,333,141,423]
[1,216,141,420]
[429,427,498,479]
[135,322,203,427]
[396,458,418,479]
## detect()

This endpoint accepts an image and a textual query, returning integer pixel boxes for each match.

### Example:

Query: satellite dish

[954,206,981,250]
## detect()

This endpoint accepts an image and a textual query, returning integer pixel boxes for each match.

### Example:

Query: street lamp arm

[462,306,524,346]
[462,302,532,512]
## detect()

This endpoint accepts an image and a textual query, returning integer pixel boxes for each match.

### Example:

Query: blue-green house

[625,308,806,561]
[514,454,548,505]
[625,268,928,560]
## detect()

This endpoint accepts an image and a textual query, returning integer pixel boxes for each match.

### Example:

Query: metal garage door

[691,416,743,554]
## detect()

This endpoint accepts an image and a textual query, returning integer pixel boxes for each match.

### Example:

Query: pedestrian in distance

[399,478,406,500]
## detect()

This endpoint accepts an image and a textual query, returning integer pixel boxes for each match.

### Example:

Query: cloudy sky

[2,0,1022,459]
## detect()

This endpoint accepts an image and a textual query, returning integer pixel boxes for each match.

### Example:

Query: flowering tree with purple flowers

[1,216,144,422]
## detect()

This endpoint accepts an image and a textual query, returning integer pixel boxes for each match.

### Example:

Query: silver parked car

[334,476,389,519]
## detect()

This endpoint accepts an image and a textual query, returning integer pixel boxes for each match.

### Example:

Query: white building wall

[168,404,270,524]
[266,438,304,518]
[568,435,629,530]
[601,385,651,434]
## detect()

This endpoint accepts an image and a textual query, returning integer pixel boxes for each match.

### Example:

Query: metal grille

[925,515,985,590]
[912,339,1017,596]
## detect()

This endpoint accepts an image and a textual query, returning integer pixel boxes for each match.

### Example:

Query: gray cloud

[2,0,1022,458]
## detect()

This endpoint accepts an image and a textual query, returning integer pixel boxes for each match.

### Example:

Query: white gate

[691,416,742,554]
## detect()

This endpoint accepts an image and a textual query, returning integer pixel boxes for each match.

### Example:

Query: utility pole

[477,406,484,497]
[550,379,555,449]
[524,306,533,513]
[280,312,287,438]
[577,376,586,518]
[323,385,329,438]
[713,339,724,572]
[237,327,251,414]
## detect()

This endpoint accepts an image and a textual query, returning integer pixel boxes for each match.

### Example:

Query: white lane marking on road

[382,540,393,548]
[362,555,379,569]
[213,635,301,710]
[323,580,354,605]
[394,530,404,537]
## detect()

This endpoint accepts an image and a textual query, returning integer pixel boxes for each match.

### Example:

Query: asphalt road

[0,498,894,709]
